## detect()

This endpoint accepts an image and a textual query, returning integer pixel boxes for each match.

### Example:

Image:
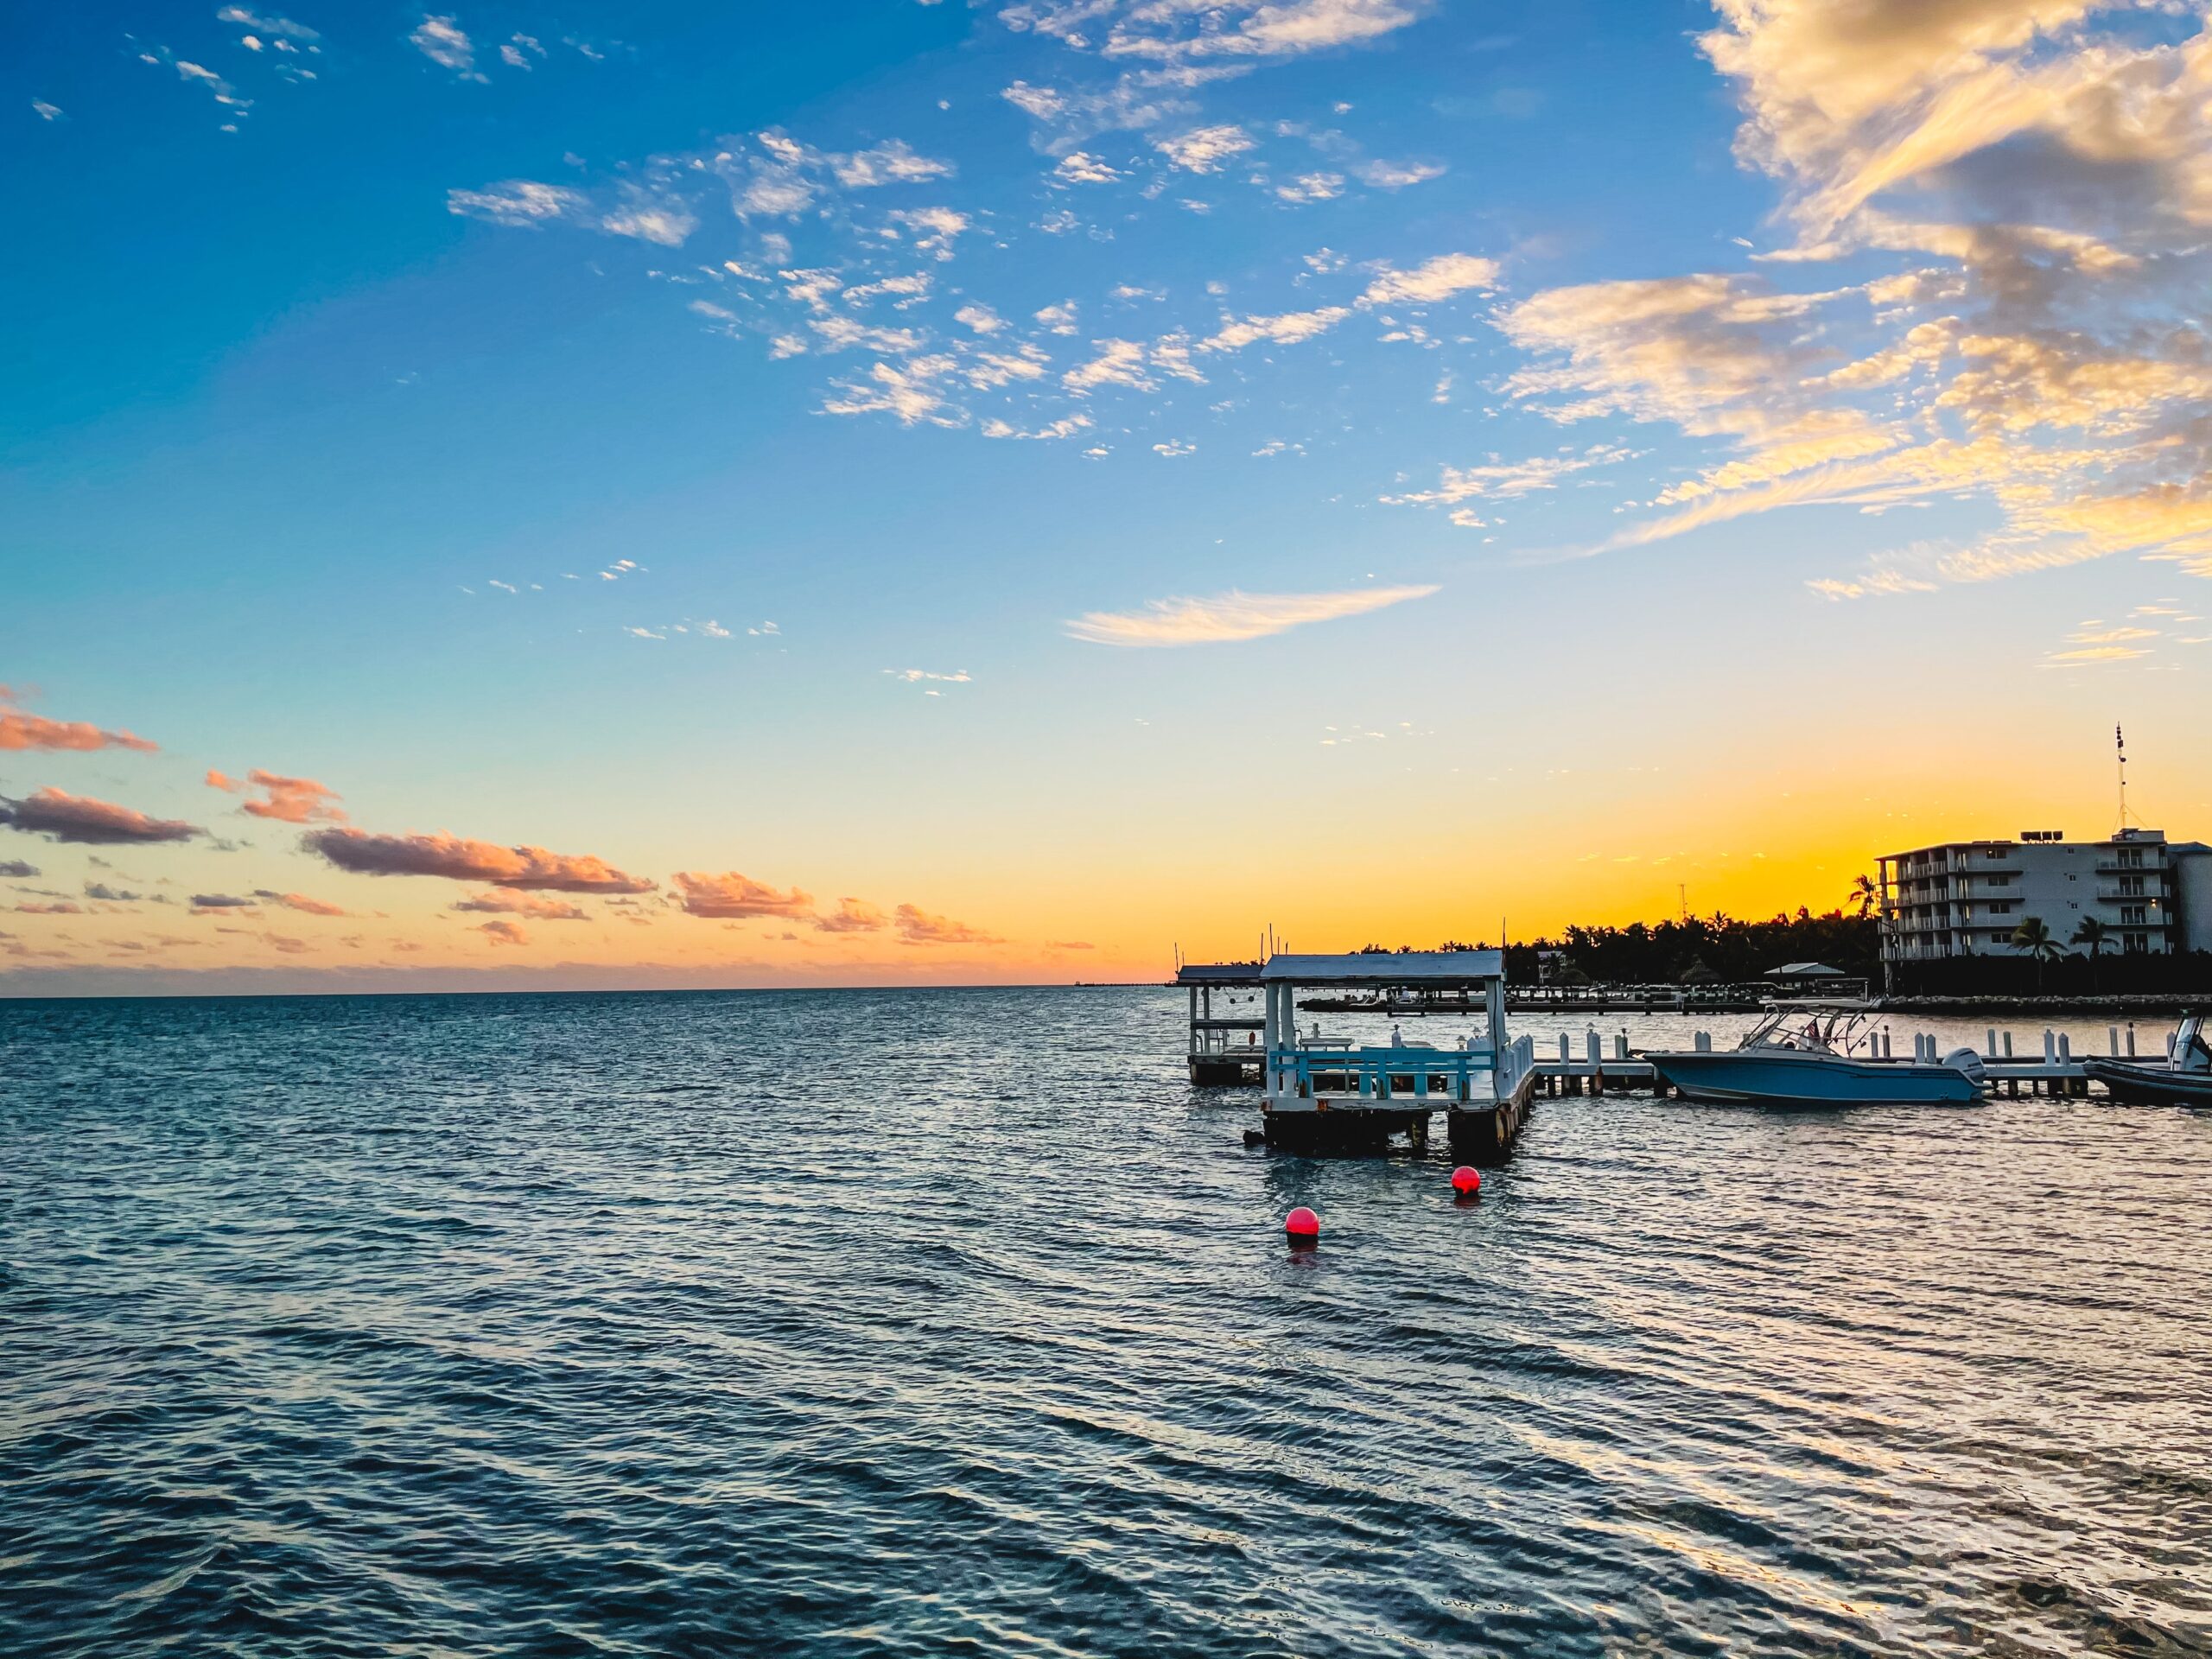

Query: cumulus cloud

[477,919,529,946]
[207,768,346,824]
[304,828,656,893]
[0,689,157,753]
[1065,583,1440,645]
[670,870,816,918]
[0,860,38,878]
[410,15,482,78]
[1055,151,1122,183]
[1200,306,1350,351]
[814,897,888,933]
[894,903,1003,945]
[0,789,203,845]
[1462,2,2212,589]
[1357,253,1501,307]
[1153,124,1254,173]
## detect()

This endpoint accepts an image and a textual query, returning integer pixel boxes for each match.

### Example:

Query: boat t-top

[1643,999,1985,1107]
[2083,1013,2212,1106]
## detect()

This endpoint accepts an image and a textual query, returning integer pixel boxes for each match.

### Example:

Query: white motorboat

[2083,1013,2212,1105]
[1644,1001,1985,1107]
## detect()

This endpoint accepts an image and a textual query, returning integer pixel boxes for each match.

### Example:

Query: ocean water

[3,988,2209,1657]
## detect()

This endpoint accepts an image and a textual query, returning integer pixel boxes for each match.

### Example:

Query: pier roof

[1173,961,1265,986]
[1261,950,1504,986]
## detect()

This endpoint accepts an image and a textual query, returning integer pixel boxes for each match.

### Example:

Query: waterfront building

[1878,828,2212,966]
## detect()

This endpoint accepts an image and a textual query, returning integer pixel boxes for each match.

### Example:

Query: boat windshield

[1738,1003,1872,1056]
[2180,1015,2210,1074]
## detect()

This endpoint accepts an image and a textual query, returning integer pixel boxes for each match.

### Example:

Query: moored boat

[1644,1001,1984,1107]
[2083,1014,2212,1105]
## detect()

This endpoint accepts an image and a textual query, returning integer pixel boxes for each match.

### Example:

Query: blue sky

[5,0,2210,989]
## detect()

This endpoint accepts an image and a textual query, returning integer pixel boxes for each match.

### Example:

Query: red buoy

[1284,1205,1319,1243]
[1451,1166,1482,1196]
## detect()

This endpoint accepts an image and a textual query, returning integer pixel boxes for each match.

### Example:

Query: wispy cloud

[451,890,587,920]
[1066,583,1439,645]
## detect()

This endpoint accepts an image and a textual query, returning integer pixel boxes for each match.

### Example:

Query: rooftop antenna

[2116,722,2133,831]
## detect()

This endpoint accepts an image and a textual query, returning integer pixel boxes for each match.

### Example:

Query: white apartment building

[1878,828,2212,965]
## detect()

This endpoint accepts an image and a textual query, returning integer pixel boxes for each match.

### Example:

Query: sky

[4,0,2211,995]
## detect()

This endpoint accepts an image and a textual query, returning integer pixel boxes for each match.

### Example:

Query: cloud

[894,903,1003,945]
[1055,151,1122,183]
[884,668,972,683]
[1022,0,1431,62]
[0,860,37,878]
[821,355,961,425]
[1357,253,1501,307]
[15,901,81,915]
[1355,159,1444,188]
[832,138,954,188]
[0,690,157,753]
[671,870,816,918]
[814,897,888,933]
[411,16,482,79]
[448,181,588,227]
[304,828,657,893]
[208,767,346,823]
[1383,444,1635,506]
[601,199,697,247]
[192,893,257,912]
[1199,306,1350,351]
[0,789,203,845]
[1275,172,1344,203]
[1065,583,1440,645]
[1153,124,1254,173]
[888,206,970,260]
[451,890,588,920]
[476,919,530,946]
[1063,339,1155,394]
[955,303,1007,334]
[253,890,351,917]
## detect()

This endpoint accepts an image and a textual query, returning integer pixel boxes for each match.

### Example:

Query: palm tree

[2012,916,2064,992]
[1850,873,1879,918]
[2071,916,2109,993]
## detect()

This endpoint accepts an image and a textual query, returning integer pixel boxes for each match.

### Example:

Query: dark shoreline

[1876,993,2208,1016]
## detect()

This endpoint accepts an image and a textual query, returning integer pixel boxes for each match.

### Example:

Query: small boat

[2083,1013,2212,1105]
[1644,1000,1984,1107]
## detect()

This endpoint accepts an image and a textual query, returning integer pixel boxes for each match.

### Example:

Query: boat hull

[1646,1049,1980,1107]
[2082,1059,2212,1106]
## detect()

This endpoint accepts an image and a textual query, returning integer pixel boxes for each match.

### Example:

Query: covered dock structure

[1173,961,1268,1084]
[1259,951,1537,1161]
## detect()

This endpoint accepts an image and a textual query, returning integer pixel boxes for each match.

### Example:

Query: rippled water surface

[4,988,2210,1657]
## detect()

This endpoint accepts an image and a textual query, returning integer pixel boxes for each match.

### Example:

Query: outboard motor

[1943,1047,1988,1088]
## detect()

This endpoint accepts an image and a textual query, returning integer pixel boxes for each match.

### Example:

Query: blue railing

[1273,1045,1497,1102]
